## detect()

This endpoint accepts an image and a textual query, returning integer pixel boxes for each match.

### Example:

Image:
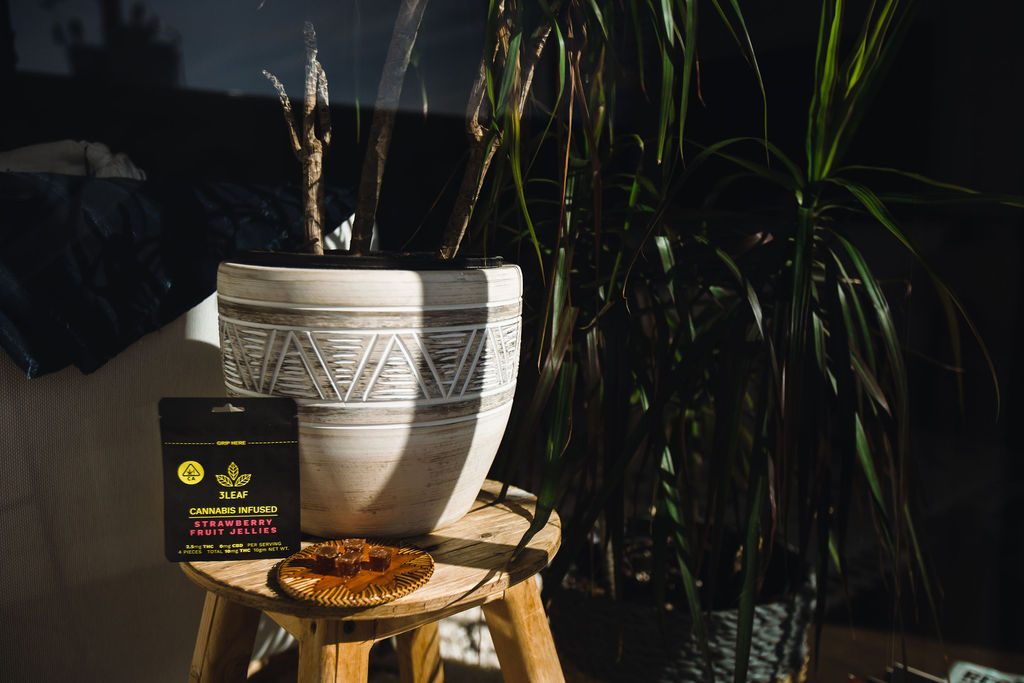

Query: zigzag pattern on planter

[219,319,521,404]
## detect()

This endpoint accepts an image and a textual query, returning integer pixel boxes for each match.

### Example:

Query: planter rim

[224,250,504,271]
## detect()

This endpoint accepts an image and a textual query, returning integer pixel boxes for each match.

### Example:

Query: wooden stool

[181,480,564,683]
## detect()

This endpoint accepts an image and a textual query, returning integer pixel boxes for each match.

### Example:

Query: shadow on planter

[216,253,523,538]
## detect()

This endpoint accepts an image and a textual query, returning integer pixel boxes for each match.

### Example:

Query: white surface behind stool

[0,294,224,682]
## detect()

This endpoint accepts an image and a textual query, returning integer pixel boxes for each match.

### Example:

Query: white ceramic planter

[216,260,522,537]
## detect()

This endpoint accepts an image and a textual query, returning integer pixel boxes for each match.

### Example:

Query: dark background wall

[2,0,1021,657]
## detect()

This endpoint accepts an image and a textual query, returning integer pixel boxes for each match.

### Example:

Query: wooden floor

[812,624,1024,681]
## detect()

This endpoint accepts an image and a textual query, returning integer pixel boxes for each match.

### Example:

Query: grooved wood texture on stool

[396,623,444,683]
[484,579,564,683]
[189,592,261,683]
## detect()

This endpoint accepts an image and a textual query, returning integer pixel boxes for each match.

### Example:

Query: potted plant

[460,0,1022,681]
[214,12,533,538]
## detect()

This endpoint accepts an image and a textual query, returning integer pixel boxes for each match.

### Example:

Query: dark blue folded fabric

[0,172,353,378]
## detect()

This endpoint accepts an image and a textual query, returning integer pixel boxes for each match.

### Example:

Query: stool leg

[483,578,564,683]
[296,619,373,683]
[396,622,445,683]
[189,592,260,683]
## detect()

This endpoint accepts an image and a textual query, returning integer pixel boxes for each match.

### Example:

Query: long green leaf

[819,1,910,176]
[854,413,887,520]
[694,235,780,392]
[514,359,577,557]
[785,208,815,420]
[806,0,830,169]
[825,255,857,574]
[511,306,579,555]
[658,446,712,674]
[832,177,1000,414]
[851,348,891,415]
[833,232,908,460]
[840,164,1024,208]
[659,0,676,46]
[903,502,944,650]
[507,104,546,275]
[712,0,769,152]
[832,249,878,371]
[586,0,608,38]
[657,40,675,165]
[676,0,697,161]
[495,32,523,115]
[734,474,765,683]
[809,0,844,180]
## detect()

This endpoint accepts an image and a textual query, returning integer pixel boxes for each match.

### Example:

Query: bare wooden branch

[464,59,491,143]
[438,139,501,260]
[350,0,431,254]
[461,0,510,142]
[439,18,554,260]
[263,22,331,256]
[316,60,332,147]
[514,25,552,117]
[303,21,319,138]
[301,21,325,255]
[262,70,301,156]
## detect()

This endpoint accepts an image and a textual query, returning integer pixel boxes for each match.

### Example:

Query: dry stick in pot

[350,0,431,254]
[262,22,332,256]
[438,3,558,260]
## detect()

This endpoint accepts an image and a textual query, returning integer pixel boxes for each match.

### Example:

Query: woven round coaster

[276,540,434,608]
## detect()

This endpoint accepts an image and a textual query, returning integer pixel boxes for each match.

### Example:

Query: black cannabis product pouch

[159,397,300,562]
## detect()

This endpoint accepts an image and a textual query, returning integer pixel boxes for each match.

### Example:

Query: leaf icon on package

[216,462,252,487]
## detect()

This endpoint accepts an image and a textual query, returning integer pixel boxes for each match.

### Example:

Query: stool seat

[181,480,564,682]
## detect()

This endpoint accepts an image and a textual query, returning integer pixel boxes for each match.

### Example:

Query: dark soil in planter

[226,250,504,270]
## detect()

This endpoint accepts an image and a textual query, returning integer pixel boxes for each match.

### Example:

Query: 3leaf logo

[216,462,252,488]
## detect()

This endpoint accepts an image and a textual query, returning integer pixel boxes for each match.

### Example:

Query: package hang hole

[211,403,246,413]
